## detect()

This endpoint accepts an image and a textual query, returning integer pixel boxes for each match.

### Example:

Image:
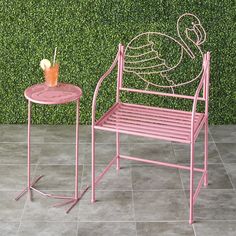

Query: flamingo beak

[193,24,206,45]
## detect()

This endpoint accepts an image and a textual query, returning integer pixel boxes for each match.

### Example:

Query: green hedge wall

[1,0,235,125]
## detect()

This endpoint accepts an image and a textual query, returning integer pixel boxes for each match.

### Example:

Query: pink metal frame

[91,42,210,224]
[15,94,88,213]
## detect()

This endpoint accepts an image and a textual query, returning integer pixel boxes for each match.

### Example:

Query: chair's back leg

[203,52,210,186]
[91,126,96,203]
[189,141,195,224]
[204,120,209,186]
[115,44,124,171]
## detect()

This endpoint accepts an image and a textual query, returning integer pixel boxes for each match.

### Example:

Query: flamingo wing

[124,33,168,74]
[124,33,183,74]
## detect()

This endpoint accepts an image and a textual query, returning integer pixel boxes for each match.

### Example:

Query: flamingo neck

[177,27,196,59]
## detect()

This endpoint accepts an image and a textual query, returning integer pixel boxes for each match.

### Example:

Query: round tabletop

[24,83,82,105]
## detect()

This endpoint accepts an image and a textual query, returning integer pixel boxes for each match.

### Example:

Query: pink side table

[15,83,88,213]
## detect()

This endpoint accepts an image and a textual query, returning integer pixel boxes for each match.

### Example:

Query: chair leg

[189,141,195,224]
[116,132,120,171]
[91,126,96,203]
[204,121,208,186]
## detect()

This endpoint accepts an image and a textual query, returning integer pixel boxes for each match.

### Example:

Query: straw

[53,47,57,65]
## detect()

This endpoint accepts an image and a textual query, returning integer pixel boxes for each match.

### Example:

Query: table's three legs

[15,100,88,214]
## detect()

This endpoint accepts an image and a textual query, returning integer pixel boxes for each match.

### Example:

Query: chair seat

[95,103,205,143]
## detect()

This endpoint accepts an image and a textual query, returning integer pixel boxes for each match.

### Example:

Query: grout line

[174,146,191,224]
[0,142,90,144]
[77,134,90,231]
[0,164,39,166]
[0,141,177,144]
[0,140,217,145]
[25,189,236,192]
[16,196,28,234]
[16,163,39,233]
[12,219,236,223]
[214,140,235,190]
[172,141,189,201]
[1,188,234,192]
[192,223,197,236]
[130,163,138,236]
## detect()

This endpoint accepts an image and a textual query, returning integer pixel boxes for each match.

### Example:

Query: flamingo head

[177,13,206,58]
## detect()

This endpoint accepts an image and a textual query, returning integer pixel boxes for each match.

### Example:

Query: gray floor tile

[87,129,129,144]
[0,222,20,236]
[131,165,182,190]
[83,143,131,165]
[225,164,236,188]
[179,164,233,190]
[194,221,236,236]
[37,143,86,165]
[21,191,78,222]
[77,222,136,236]
[133,190,189,221]
[82,165,132,190]
[0,191,26,222]
[43,125,89,144]
[90,129,212,144]
[34,165,83,191]
[195,129,214,143]
[0,165,37,190]
[78,191,134,221]
[186,189,236,220]
[18,222,77,236]
[216,143,236,163]
[173,142,222,164]
[129,143,176,164]
[0,143,41,164]
[0,125,46,143]
[136,222,194,236]
[126,134,171,144]
[0,124,235,235]
[210,125,236,143]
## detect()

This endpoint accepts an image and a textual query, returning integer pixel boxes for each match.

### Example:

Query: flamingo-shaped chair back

[119,13,208,95]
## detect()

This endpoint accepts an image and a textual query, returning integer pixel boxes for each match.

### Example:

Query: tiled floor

[0,124,235,236]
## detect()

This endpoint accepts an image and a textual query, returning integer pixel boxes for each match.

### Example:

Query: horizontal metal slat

[94,125,191,143]
[121,103,201,116]
[119,104,200,120]
[103,122,188,140]
[108,115,191,132]
[114,110,199,125]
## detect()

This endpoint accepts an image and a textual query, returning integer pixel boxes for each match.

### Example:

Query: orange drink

[44,64,59,87]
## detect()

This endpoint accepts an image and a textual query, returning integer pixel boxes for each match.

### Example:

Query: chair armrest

[92,50,119,125]
[190,53,210,140]
[190,76,205,140]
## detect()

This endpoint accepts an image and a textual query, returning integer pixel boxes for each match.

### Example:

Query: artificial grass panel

[1,0,235,124]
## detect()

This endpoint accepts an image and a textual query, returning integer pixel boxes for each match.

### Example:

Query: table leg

[15,101,47,201]
[53,99,89,213]
[75,99,79,199]
[27,100,32,201]
[15,101,45,201]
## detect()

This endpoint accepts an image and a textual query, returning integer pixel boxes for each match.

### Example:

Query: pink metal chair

[91,13,210,224]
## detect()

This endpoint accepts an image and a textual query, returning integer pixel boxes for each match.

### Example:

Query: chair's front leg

[91,126,96,203]
[204,120,208,186]
[189,141,195,224]
[116,132,120,170]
